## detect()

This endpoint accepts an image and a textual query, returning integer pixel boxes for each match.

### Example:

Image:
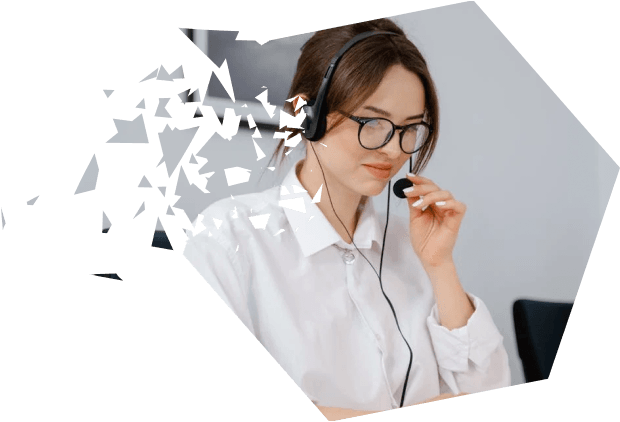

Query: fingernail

[412,198,424,207]
[403,186,414,193]
[435,201,446,206]
[407,172,416,178]
[421,205,428,212]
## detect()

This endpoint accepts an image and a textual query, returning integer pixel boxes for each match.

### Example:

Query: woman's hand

[403,173,467,267]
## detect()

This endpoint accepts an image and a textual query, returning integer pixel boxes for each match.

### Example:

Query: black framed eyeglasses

[347,115,433,154]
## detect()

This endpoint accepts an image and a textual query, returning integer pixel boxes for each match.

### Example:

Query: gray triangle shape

[1,208,5,229]
[155,98,171,118]
[138,176,152,187]
[189,154,198,164]
[166,206,175,216]
[170,65,184,79]
[136,99,145,109]
[190,88,200,102]
[156,65,174,81]
[74,155,99,194]
[104,90,114,98]
[27,196,39,205]
[103,211,111,230]
[158,186,166,196]
[140,68,158,82]
[133,202,146,218]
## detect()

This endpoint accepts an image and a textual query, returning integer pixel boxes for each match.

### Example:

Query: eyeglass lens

[360,119,429,153]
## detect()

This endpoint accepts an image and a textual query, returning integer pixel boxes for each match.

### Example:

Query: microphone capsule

[393,178,414,199]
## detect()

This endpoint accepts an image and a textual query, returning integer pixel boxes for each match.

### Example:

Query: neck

[297,155,366,244]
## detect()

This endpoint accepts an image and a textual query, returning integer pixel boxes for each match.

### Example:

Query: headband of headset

[300,30,399,142]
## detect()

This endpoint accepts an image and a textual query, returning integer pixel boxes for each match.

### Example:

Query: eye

[404,124,419,133]
[365,119,381,128]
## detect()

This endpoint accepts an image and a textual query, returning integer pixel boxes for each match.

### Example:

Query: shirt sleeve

[183,226,256,337]
[426,293,511,395]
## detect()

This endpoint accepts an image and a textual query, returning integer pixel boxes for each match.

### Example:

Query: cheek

[396,157,410,174]
[323,129,363,162]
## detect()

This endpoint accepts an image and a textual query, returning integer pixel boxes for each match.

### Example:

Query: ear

[325,111,342,132]
[291,94,309,116]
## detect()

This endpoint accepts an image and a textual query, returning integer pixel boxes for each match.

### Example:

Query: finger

[406,173,440,189]
[430,198,465,211]
[426,199,467,220]
[405,174,442,207]
[410,190,454,210]
[417,198,465,222]
[402,183,440,200]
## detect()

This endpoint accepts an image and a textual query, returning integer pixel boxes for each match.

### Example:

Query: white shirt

[183,158,511,411]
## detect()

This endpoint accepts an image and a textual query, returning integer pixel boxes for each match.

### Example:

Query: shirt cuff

[426,293,504,373]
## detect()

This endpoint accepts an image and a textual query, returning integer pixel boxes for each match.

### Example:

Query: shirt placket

[340,247,400,409]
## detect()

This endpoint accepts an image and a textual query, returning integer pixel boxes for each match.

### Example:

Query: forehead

[358,65,426,116]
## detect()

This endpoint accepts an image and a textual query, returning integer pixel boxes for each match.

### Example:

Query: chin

[362,182,388,197]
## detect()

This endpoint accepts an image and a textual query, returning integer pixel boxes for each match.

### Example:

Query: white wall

[598,141,617,223]
[216,3,618,386]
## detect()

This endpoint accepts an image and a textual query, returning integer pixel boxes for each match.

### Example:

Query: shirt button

[343,250,356,265]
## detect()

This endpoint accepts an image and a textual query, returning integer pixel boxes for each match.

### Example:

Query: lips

[363,164,392,179]
[364,163,393,170]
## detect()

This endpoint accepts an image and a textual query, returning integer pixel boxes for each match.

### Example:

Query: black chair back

[512,299,573,382]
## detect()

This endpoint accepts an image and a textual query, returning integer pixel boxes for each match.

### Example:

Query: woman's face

[311,64,426,198]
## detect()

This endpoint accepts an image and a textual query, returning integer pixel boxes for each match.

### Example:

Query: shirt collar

[280,158,384,257]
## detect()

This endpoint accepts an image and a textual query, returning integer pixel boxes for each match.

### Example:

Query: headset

[299,30,425,408]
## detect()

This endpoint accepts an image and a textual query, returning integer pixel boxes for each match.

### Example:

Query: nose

[380,129,405,159]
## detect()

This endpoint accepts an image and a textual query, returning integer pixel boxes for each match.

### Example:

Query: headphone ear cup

[302,100,328,142]
[301,100,318,142]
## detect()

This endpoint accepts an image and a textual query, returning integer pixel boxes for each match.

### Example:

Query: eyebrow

[362,105,424,121]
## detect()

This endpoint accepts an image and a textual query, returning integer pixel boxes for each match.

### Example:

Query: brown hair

[264,18,440,177]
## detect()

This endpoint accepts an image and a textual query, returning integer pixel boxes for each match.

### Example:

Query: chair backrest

[512,299,573,383]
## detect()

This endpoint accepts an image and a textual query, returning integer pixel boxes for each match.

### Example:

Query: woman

[184,18,510,419]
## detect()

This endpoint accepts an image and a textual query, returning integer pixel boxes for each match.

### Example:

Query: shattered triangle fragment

[93,273,123,280]
[194,107,203,118]
[134,202,145,218]
[152,220,173,250]
[102,211,111,231]
[106,114,149,144]
[27,196,39,205]
[155,98,171,118]
[138,176,151,187]
[74,154,99,194]
[312,185,323,203]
